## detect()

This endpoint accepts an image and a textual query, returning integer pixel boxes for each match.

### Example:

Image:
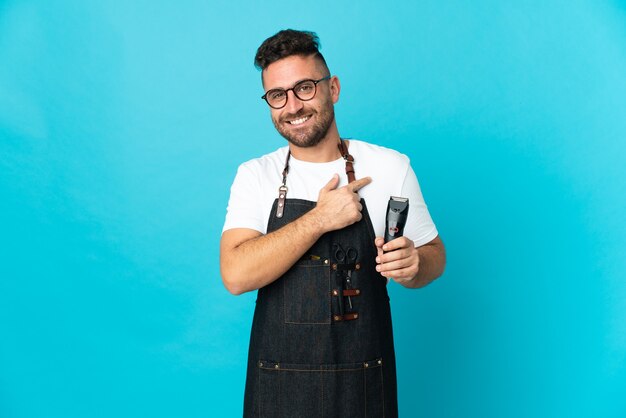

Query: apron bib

[243,140,398,418]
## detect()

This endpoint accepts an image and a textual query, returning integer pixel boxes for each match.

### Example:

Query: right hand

[312,174,372,232]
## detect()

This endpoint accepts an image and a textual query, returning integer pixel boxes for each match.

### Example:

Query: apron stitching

[259,366,379,372]
[364,367,367,418]
[283,253,332,325]
[327,267,331,325]
[380,364,386,418]
[320,370,324,418]
[278,368,281,417]
[283,274,331,325]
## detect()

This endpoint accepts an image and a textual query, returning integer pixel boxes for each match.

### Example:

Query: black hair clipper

[384,196,409,245]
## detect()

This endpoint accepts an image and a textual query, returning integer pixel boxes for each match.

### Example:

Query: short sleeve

[401,164,439,247]
[222,163,266,234]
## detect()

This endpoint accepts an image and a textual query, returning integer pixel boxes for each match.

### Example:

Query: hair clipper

[384,196,409,246]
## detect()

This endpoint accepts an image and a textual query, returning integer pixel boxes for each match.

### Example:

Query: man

[220,29,445,418]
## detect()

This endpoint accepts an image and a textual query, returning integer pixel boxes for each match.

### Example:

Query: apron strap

[338,139,356,183]
[276,150,290,218]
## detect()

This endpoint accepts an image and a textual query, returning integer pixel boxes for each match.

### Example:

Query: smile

[287,115,310,125]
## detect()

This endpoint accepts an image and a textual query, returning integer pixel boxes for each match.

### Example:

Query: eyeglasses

[261,76,331,109]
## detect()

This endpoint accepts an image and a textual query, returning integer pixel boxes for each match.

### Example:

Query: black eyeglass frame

[261,76,331,109]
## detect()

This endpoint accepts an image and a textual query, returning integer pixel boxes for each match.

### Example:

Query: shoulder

[237,146,289,176]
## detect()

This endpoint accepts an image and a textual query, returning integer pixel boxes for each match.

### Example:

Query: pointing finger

[347,177,372,193]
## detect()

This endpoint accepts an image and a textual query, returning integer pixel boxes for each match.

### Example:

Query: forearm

[401,240,446,289]
[220,210,326,295]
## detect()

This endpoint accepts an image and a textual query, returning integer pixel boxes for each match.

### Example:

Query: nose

[284,89,304,114]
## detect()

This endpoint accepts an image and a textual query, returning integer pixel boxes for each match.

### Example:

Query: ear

[330,76,341,104]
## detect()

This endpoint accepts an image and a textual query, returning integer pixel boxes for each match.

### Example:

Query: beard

[272,100,335,148]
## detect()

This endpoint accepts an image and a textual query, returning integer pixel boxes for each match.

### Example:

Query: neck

[289,123,344,163]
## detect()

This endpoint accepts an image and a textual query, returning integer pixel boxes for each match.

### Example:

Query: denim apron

[243,140,398,417]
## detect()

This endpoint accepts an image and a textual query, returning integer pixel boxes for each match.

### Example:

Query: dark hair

[254,29,329,72]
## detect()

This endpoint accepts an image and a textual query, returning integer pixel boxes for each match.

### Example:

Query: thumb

[321,173,340,192]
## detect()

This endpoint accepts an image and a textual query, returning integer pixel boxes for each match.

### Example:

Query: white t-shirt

[222,140,438,247]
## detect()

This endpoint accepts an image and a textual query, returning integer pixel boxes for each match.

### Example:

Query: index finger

[382,236,412,252]
[347,176,372,192]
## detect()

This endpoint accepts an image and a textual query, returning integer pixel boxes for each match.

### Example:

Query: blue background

[1,1,625,417]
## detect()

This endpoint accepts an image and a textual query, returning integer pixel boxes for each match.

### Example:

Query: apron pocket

[257,358,384,418]
[283,260,330,324]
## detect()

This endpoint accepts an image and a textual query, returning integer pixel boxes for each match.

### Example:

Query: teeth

[288,116,309,125]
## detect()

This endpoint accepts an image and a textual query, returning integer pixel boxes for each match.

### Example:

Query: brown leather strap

[337,139,355,183]
[281,150,290,185]
[331,289,361,297]
[333,312,359,321]
[331,262,358,271]
[276,185,287,218]
[342,289,361,297]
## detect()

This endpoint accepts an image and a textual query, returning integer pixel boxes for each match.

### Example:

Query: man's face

[262,55,338,148]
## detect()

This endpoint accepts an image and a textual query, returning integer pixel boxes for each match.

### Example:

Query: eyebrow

[266,78,317,92]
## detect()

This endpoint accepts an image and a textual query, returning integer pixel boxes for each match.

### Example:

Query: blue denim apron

[243,141,398,417]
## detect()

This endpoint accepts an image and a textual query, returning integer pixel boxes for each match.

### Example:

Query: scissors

[333,244,358,310]
[334,243,358,266]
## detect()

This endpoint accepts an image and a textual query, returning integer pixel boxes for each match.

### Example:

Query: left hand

[375,236,420,284]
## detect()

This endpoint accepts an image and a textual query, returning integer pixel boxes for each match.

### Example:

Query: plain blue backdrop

[1,1,625,417]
